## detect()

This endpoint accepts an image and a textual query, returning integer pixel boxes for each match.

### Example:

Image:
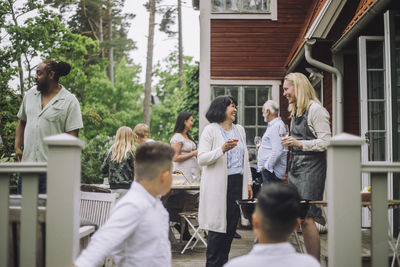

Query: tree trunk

[178,0,183,90]
[143,0,156,125]
[8,0,24,94]
[107,0,114,86]
[99,3,104,58]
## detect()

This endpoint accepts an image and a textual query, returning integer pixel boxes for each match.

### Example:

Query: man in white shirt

[75,142,175,267]
[224,183,320,267]
[257,100,287,185]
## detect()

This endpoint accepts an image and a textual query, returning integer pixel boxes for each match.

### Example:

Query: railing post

[44,134,84,267]
[371,172,388,267]
[327,133,363,267]
[0,174,9,267]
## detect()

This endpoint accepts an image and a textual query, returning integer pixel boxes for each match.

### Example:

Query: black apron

[288,104,326,219]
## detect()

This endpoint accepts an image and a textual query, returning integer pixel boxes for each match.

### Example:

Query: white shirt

[224,242,320,267]
[75,182,171,267]
[257,117,287,179]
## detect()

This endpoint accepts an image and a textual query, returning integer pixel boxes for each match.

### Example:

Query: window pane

[368,132,386,161]
[214,87,225,98]
[367,41,383,69]
[367,71,384,99]
[257,87,269,106]
[226,0,240,11]
[212,0,224,12]
[368,101,385,130]
[245,108,256,125]
[257,107,265,125]
[227,87,239,101]
[244,87,256,106]
[245,127,256,146]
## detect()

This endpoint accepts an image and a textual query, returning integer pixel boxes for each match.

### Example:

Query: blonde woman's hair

[133,123,150,138]
[284,72,322,117]
[111,126,136,163]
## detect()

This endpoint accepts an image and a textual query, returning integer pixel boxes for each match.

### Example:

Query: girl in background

[101,126,135,198]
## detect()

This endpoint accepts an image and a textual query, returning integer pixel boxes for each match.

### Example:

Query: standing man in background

[14,60,83,193]
[257,100,287,185]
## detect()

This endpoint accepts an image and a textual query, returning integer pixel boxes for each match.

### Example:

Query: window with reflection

[212,0,270,13]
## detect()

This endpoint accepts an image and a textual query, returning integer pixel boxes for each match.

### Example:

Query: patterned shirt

[101,151,134,184]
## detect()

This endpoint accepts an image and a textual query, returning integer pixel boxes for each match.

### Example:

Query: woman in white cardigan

[198,95,253,267]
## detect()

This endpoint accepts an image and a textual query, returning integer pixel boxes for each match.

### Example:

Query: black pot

[236,199,257,223]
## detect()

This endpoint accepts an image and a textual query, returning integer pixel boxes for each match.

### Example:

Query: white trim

[305,0,347,39]
[384,11,393,164]
[199,1,212,134]
[384,11,394,228]
[210,79,281,86]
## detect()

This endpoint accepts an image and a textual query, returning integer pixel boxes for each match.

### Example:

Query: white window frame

[210,0,277,20]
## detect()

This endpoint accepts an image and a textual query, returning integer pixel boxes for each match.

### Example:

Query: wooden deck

[171,227,399,267]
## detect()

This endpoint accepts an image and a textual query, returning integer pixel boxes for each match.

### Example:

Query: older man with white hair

[257,100,287,185]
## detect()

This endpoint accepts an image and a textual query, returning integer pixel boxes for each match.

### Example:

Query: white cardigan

[198,123,252,233]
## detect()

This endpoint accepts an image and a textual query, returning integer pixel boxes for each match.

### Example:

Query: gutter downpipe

[305,39,343,133]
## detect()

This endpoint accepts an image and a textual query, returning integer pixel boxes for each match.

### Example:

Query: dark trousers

[206,173,243,267]
[261,169,281,185]
[17,173,47,194]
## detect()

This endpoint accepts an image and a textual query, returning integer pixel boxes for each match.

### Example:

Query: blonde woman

[101,126,136,197]
[282,72,331,261]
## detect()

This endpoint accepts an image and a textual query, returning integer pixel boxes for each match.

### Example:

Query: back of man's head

[134,142,174,181]
[256,183,301,241]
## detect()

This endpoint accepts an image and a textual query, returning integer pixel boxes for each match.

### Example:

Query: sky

[124,1,200,82]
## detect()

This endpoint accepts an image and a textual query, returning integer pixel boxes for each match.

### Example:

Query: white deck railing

[0,133,84,267]
[327,133,400,267]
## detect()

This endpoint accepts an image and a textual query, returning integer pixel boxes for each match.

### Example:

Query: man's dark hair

[134,142,175,181]
[205,95,237,123]
[173,111,196,145]
[43,60,71,82]
[256,183,301,241]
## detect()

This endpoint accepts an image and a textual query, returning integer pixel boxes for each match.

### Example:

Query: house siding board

[210,0,313,79]
[344,54,359,136]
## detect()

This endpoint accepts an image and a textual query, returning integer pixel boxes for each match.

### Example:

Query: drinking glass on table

[279,124,290,152]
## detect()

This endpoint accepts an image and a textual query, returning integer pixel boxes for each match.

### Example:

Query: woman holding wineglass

[257,100,287,185]
[282,72,331,261]
[198,95,253,267]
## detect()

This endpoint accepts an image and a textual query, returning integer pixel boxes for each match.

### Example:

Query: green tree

[150,53,199,142]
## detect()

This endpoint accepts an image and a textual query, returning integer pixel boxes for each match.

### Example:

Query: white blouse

[170,133,200,182]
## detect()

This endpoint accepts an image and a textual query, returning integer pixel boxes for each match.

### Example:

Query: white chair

[178,211,207,254]
[79,192,118,267]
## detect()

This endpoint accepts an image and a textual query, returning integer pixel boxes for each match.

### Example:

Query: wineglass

[254,136,262,150]
[279,124,289,152]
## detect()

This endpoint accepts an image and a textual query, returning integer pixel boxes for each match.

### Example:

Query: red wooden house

[196,0,400,229]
